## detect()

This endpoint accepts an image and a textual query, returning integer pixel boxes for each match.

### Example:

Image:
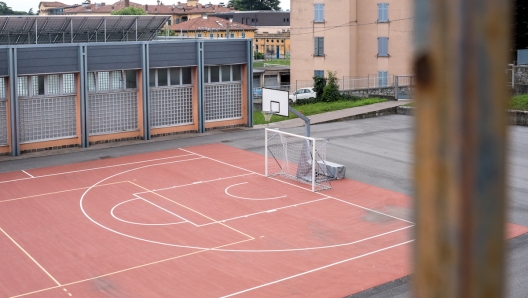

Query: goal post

[265,128,331,192]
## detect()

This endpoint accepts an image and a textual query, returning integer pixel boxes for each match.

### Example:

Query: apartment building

[168,16,256,39]
[291,0,414,83]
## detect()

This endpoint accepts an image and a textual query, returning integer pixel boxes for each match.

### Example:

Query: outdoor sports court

[1,143,527,298]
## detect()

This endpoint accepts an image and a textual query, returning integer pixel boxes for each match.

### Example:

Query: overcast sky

[8,0,290,14]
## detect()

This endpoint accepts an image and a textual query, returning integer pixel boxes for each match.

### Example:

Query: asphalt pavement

[1,114,527,297]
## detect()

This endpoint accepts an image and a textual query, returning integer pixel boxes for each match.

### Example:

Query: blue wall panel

[149,42,197,68]
[87,44,142,71]
[204,40,247,65]
[17,46,78,75]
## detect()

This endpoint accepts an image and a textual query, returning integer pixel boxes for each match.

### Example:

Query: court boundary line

[0,226,61,287]
[0,153,197,185]
[179,148,415,225]
[0,181,131,204]
[220,240,414,298]
[224,182,288,201]
[21,170,34,178]
[128,180,255,240]
[110,198,188,226]
[9,238,255,298]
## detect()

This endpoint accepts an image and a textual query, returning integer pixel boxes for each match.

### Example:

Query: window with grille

[314,37,324,56]
[17,74,77,97]
[378,37,389,57]
[150,67,193,88]
[314,4,324,23]
[204,65,242,84]
[88,70,137,93]
[378,3,389,22]
[205,83,242,122]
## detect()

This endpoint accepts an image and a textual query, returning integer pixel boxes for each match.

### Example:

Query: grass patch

[254,98,387,125]
[253,59,290,68]
[510,94,528,111]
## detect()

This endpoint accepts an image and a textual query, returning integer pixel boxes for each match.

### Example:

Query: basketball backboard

[262,88,289,117]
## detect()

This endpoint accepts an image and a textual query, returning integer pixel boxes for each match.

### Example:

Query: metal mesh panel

[19,96,77,143]
[0,99,7,145]
[150,87,193,128]
[205,83,242,122]
[88,91,138,135]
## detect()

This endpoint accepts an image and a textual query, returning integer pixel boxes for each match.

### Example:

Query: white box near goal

[265,128,332,192]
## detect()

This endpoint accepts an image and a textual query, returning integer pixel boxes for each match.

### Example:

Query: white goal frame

[265,128,331,192]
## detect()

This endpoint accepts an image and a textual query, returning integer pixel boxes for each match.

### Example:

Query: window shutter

[378,37,388,56]
[318,37,324,56]
[314,37,319,55]
[314,4,324,22]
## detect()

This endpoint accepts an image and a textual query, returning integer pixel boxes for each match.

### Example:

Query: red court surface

[0,144,527,298]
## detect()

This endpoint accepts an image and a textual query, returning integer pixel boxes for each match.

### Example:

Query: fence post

[395,76,399,100]
[413,0,510,297]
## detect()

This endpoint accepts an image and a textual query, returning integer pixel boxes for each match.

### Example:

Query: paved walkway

[254,100,410,130]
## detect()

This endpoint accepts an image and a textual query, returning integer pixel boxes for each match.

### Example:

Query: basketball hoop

[261,110,277,125]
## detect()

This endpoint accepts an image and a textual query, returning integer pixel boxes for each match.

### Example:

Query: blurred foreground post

[413,0,511,297]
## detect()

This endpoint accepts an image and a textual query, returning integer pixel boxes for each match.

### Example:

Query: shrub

[254,52,265,60]
[293,97,318,105]
[322,71,341,102]
[313,76,327,101]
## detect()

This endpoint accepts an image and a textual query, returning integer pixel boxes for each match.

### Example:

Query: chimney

[125,0,129,7]
[229,18,232,22]
[202,14,207,19]
[157,0,160,4]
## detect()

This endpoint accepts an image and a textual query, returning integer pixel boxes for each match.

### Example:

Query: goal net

[265,128,332,192]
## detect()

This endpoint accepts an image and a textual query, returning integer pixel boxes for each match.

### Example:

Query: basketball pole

[288,106,310,137]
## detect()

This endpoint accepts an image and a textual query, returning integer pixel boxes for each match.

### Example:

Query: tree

[28,8,34,15]
[228,0,280,11]
[322,71,340,102]
[0,1,30,15]
[111,6,147,15]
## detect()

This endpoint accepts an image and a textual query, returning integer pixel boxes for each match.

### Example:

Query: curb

[397,106,528,127]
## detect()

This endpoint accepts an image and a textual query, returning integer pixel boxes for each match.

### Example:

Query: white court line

[220,240,415,298]
[0,153,197,185]
[179,148,415,225]
[330,197,414,224]
[197,197,328,227]
[132,195,196,226]
[78,152,413,252]
[133,173,255,195]
[21,170,34,178]
[224,182,287,201]
[110,198,188,226]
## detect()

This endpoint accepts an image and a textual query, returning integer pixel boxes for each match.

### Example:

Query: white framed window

[378,37,389,57]
[314,70,324,77]
[17,73,77,97]
[378,3,389,22]
[204,65,242,84]
[149,67,193,88]
[314,37,324,56]
[198,33,202,37]
[88,70,137,93]
[314,4,324,23]
[378,71,388,87]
